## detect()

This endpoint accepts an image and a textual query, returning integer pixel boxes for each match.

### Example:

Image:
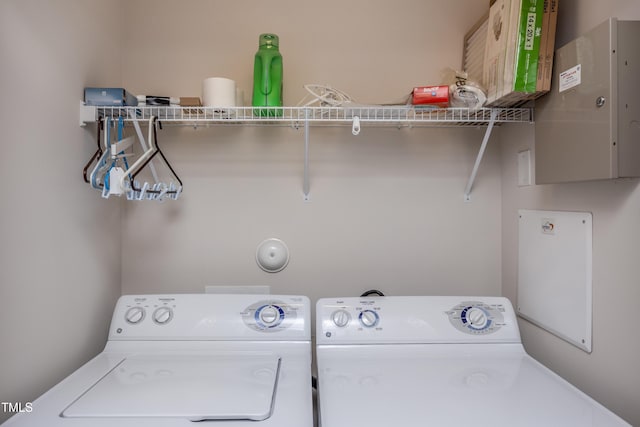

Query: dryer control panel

[316,296,520,345]
[109,294,310,341]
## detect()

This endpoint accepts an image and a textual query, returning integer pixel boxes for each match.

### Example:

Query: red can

[411,86,450,107]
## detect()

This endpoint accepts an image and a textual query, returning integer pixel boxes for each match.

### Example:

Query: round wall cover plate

[256,238,289,273]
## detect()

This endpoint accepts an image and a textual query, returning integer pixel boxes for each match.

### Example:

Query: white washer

[316,296,630,427]
[5,294,313,427]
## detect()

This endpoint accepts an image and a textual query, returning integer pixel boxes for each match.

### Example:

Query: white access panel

[517,210,592,352]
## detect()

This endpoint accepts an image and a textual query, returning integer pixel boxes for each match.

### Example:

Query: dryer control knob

[125,306,145,324]
[153,306,173,325]
[260,305,280,325]
[332,310,351,328]
[466,307,488,330]
[359,310,379,328]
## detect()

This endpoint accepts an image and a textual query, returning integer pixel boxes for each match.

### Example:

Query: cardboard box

[535,0,550,94]
[411,86,449,108]
[500,0,523,104]
[512,0,545,93]
[179,97,203,115]
[542,0,559,93]
[179,97,202,106]
[84,87,138,106]
[485,0,545,106]
[483,0,512,104]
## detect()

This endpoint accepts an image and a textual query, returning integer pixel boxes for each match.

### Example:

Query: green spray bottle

[252,33,283,117]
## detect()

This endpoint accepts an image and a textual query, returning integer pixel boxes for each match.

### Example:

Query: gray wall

[500,1,640,425]
[0,1,122,423]
[118,0,504,305]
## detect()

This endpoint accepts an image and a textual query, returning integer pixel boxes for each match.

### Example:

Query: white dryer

[5,294,313,427]
[316,296,630,427]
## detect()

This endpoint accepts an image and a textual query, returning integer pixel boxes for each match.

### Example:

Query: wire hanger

[83,117,103,183]
[121,116,183,201]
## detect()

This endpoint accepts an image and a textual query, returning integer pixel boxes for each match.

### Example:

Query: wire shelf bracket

[464,109,498,202]
[303,109,311,202]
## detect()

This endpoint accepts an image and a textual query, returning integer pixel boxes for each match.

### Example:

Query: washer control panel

[446,301,506,335]
[109,294,310,340]
[242,300,298,332]
[123,297,175,326]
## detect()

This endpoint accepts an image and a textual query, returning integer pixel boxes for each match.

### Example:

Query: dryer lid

[62,352,281,421]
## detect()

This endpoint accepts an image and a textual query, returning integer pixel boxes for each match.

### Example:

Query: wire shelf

[84,105,532,127]
[79,104,530,201]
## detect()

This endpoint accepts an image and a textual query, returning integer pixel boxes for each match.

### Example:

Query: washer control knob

[260,305,280,325]
[244,301,293,332]
[153,306,173,325]
[332,310,351,328]
[466,307,488,330]
[125,307,145,324]
[359,310,379,328]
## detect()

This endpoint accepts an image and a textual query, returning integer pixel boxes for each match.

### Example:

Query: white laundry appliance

[4,294,313,427]
[315,296,630,427]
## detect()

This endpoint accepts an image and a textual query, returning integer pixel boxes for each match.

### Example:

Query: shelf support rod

[464,109,498,201]
[303,109,311,201]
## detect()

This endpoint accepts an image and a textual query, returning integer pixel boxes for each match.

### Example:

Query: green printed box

[513,0,545,92]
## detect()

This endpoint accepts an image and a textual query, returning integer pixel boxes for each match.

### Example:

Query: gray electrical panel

[535,18,640,184]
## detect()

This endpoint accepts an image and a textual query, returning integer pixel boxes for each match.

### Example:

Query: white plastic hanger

[120,116,158,193]
[129,109,159,183]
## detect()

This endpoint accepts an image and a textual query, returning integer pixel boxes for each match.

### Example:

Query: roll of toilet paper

[449,84,487,111]
[202,77,237,107]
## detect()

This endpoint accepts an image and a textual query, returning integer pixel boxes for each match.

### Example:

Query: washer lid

[62,353,281,421]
